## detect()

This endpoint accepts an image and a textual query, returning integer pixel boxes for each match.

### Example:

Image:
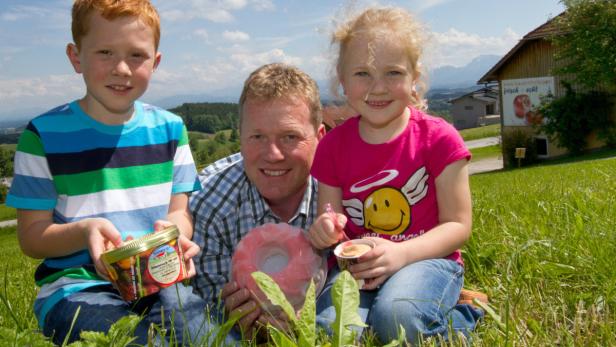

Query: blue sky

[0,0,565,121]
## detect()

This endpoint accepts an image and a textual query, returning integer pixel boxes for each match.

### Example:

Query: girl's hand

[153,220,200,278]
[80,218,123,280]
[306,212,347,250]
[348,237,407,290]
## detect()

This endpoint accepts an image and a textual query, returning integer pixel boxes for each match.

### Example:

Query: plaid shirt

[189,152,318,305]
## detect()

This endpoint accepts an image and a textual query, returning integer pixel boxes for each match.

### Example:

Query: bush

[0,185,7,204]
[501,129,538,168]
[537,84,615,155]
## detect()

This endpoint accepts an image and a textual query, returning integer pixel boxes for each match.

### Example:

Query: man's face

[240,97,324,208]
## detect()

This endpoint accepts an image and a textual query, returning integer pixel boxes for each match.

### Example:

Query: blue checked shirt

[189,152,319,305]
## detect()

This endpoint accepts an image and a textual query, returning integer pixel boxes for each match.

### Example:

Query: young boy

[6,0,219,344]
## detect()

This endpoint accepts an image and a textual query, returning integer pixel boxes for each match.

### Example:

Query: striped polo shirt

[6,100,200,328]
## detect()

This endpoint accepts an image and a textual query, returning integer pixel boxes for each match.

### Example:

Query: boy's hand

[153,220,200,278]
[80,218,123,280]
[306,212,347,250]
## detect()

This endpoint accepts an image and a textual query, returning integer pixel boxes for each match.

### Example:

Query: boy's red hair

[71,0,161,50]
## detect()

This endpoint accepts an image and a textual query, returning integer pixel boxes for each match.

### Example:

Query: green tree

[553,0,616,90]
[0,147,14,177]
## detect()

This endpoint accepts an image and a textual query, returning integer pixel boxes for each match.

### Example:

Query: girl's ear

[337,67,347,96]
[66,43,82,74]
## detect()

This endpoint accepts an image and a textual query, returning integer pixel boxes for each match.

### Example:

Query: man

[189,63,325,337]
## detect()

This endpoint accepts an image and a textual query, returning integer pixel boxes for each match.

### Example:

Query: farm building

[449,85,500,130]
[478,12,614,163]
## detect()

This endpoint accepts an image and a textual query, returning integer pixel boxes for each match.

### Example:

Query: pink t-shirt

[311,107,470,265]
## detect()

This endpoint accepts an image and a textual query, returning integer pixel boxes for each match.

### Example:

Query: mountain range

[0,54,501,128]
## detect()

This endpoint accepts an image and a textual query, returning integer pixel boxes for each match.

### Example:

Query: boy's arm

[166,192,193,239]
[16,209,122,276]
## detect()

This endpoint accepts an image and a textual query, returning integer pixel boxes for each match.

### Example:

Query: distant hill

[429,54,501,89]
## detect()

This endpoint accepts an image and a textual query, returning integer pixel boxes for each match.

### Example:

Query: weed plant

[0,155,614,346]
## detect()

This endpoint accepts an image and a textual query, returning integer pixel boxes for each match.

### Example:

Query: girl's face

[339,35,415,142]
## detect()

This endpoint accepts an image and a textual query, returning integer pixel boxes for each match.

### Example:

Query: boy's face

[67,12,161,123]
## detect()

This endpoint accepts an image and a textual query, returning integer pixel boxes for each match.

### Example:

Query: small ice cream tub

[102,225,188,302]
[333,239,375,288]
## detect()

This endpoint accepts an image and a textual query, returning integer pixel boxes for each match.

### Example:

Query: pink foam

[232,223,326,309]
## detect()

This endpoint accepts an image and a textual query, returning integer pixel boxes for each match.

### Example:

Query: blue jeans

[42,283,238,345]
[316,259,484,344]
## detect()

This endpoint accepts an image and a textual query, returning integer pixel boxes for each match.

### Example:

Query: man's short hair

[239,63,323,131]
[71,0,161,50]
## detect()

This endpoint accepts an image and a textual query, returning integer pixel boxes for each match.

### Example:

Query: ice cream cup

[101,225,187,302]
[333,239,375,288]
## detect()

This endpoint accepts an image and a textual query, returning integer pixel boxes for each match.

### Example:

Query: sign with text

[501,77,555,126]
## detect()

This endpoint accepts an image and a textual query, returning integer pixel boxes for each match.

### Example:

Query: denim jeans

[316,258,484,345]
[42,283,238,346]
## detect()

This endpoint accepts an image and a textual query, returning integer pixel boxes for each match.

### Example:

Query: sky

[0,0,565,121]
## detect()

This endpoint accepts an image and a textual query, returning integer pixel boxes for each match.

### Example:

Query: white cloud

[223,30,250,42]
[0,4,67,23]
[425,28,520,68]
[156,0,251,23]
[251,0,275,11]
[193,28,210,42]
[408,0,453,13]
[230,49,303,73]
[0,74,82,114]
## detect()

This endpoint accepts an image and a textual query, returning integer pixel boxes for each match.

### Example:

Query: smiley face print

[343,167,429,235]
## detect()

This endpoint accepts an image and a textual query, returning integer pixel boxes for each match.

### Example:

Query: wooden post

[515,147,527,168]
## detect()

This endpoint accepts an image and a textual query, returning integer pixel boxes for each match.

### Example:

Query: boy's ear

[66,43,82,74]
[152,52,162,71]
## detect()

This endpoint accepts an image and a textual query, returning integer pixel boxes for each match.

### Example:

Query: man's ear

[153,52,162,71]
[66,43,82,74]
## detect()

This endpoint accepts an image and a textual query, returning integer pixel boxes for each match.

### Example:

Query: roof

[449,86,499,103]
[477,12,565,84]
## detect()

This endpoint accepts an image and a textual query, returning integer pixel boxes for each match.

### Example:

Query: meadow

[458,124,500,141]
[0,204,16,222]
[0,153,614,346]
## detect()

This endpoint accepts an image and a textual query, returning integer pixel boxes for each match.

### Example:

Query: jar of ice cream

[102,225,187,301]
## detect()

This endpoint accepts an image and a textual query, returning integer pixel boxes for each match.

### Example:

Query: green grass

[0,144,17,151]
[459,124,501,141]
[0,204,17,222]
[470,144,501,162]
[1,154,615,346]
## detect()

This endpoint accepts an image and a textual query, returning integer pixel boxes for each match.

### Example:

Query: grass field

[470,144,501,162]
[0,153,614,346]
[0,204,16,221]
[0,143,17,151]
[459,124,500,141]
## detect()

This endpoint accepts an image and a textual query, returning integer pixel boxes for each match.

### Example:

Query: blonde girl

[307,6,483,344]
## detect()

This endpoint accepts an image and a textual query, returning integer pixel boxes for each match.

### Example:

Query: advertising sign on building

[501,77,555,126]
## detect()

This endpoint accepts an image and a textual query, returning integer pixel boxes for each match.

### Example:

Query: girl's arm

[352,159,472,289]
[399,158,472,264]
[306,182,347,249]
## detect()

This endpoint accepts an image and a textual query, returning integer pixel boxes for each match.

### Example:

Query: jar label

[148,244,181,285]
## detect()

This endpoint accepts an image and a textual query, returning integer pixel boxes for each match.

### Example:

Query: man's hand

[221,281,262,339]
